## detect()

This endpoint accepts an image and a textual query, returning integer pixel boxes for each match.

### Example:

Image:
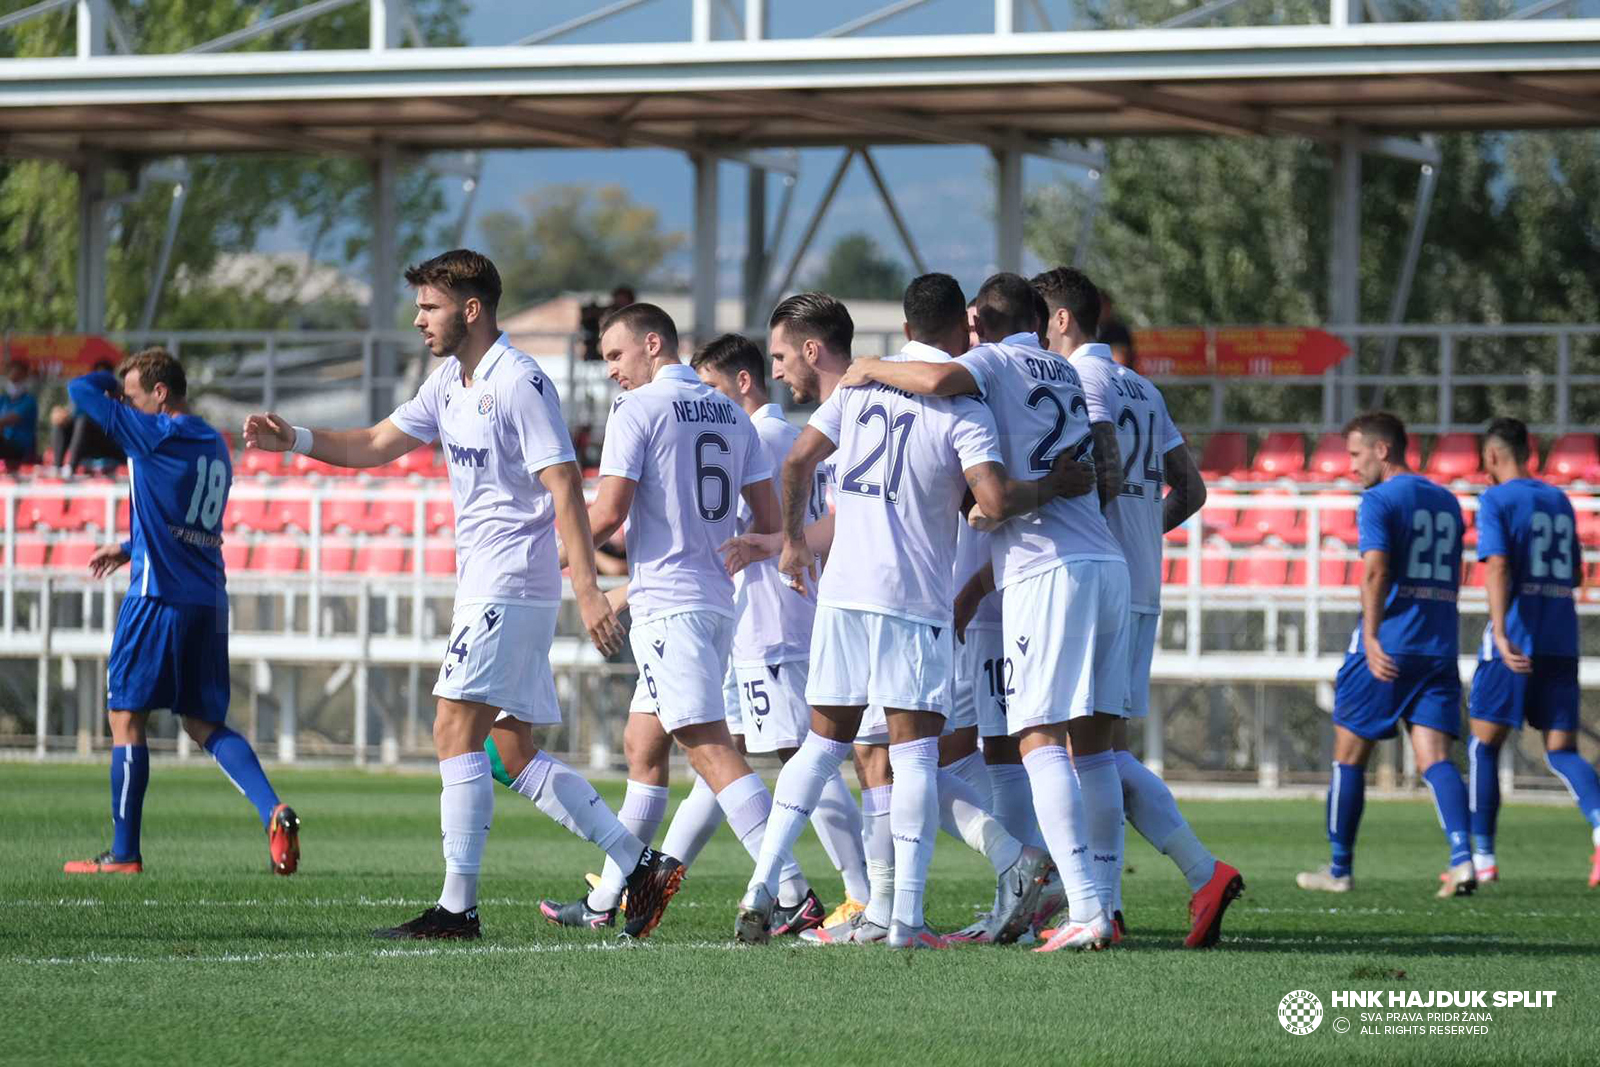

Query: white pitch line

[0,896,709,909]
[14,939,752,968]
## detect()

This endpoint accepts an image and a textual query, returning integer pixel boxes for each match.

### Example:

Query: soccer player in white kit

[243,250,682,940]
[539,303,804,930]
[737,274,1085,949]
[1035,266,1244,948]
[639,332,871,935]
[842,271,1132,952]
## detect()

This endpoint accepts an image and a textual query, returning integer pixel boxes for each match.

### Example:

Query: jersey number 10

[184,454,229,531]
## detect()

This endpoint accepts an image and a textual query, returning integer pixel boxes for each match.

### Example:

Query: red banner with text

[4,335,126,379]
[1131,328,1349,378]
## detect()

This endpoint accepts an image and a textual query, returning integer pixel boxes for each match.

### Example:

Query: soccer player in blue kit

[1298,412,1477,898]
[61,348,299,877]
[1465,417,1600,887]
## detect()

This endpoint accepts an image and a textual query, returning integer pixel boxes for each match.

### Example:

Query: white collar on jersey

[895,339,953,363]
[461,332,512,382]
[1071,342,1115,363]
[753,402,786,421]
[1001,331,1044,349]
[653,361,698,384]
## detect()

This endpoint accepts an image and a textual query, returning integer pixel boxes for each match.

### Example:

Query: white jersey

[954,521,1002,630]
[810,341,1002,626]
[955,332,1124,590]
[1069,343,1183,615]
[732,403,825,666]
[389,333,574,605]
[600,363,771,626]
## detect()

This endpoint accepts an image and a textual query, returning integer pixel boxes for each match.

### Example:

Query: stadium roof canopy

[3,16,1600,163]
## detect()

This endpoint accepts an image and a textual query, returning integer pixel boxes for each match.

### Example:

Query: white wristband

[291,426,314,455]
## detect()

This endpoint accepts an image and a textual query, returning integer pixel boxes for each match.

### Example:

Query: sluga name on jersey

[671,398,739,425]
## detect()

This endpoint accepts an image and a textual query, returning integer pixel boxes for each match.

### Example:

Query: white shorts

[1126,611,1160,718]
[734,659,811,754]
[954,625,1008,736]
[434,599,561,725]
[722,663,743,736]
[857,705,888,746]
[1003,560,1132,732]
[628,610,734,734]
[806,604,953,715]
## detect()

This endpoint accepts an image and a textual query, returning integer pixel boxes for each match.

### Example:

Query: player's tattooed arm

[543,462,625,657]
[241,414,423,470]
[964,453,1096,528]
[1358,549,1400,683]
[1484,554,1532,673]
[1161,442,1207,533]
[837,358,978,397]
[1089,422,1124,507]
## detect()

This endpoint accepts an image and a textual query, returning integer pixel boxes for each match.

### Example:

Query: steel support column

[995,148,1023,274]
[75,0,106,59]
[743,166,767,330]
[744,0,766,39]
[1328,129,1362,422]
[76,156,108,333]
[370,145,399,422]
[692,153,720,344]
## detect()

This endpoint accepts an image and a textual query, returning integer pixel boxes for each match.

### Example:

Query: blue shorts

[106,596,230,722]
[1333,650,1461,741]
[1468,656,1579,733]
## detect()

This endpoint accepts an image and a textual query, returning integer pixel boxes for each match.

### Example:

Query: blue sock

[1545,749,1600,832]
[1467,736,1500,858]
[1326,762,1364,878]
[1422,759,1472,867]
[110,744,150,861]
[202,726,280,827]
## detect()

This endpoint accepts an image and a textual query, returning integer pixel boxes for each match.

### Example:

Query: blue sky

[268,0,1094,306]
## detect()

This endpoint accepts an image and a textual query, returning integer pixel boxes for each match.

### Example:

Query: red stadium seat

[424,543,455,575]
[289,454,340,478]
[1165,554,1232,586]
[249,538,302,572]
[1309,556,1354,587]
[1198,433,1248,479]
[355,541,410,574]
[16,492,68,530]
[1406,436,1423,472]
[1305,433,1351,481]
[368,460,410,479]
[50,540,97,571]
[1247,432,1306,480]
[224,497,267,531]
[1462,560,1486,588]
[258,498,313,534]
[1527,433,1542,474]
[1238,554,1292,586]
[318,539,357,573]
[425,498,453,535]
[368,498,418,535]
[240,450,285,478]
[321,498,372,534]
[394,447,439,478]
[1219,508,1305,547]
[114,498,131,534]
[1425,432,1480,482]
[221,540,250,571]
[1461,508,1478,549]
[12,537,47,567]
[64,494,113,531]
[1575,506,1600,548]
[1543,434,1597,485]
[1313,493,1360,544]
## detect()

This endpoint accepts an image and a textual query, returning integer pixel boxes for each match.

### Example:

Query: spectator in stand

[0,359,39,467]
[610,286,636,310]
[48,359,126,476]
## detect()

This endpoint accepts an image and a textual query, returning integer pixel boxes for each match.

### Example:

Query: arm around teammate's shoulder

[241,413,424,469]
[838,357,977,397]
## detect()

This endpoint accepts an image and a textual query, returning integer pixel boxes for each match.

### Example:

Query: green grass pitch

[2,762,1595,1066]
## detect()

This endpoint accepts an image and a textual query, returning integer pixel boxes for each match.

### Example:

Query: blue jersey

[68,372,229,606]
[1475,478,1578,659]
[1357,473,1462,658]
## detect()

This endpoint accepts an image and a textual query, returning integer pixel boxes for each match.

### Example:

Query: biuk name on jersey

[954,333,1124,589]
[1069,343,1184,615]
[389,333,575,604]
[732,403,826,667]
[600,363,771,626]
[809,341,1003,625]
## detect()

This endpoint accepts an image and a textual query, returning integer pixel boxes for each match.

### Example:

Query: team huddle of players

[64,246,1600,950]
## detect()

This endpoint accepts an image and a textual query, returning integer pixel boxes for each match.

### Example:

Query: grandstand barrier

[2,476,1596,795]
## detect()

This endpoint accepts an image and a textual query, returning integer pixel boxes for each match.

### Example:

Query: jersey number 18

[184,454,228,531]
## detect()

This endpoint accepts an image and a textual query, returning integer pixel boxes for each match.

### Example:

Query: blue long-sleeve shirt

[0,389,38,453]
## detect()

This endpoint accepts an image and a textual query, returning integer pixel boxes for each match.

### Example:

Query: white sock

[591,780,670,910]
[438,752,492,914]
[945,750,995,810]
[888,737,939,931]
[658,775,724,868]
[1116,750,1215,892]
[512,750,644,874]
[1021,745,1101,924]
[747,732,848,896]
[860,784,894,927]
[938,767,1023,876]
[811,770,870,904]
[989,760,1046,850]
[1473,851,1497,873]
[1073,750,1124,918]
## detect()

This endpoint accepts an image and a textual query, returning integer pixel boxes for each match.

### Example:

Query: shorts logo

[482,607,501,632]
[1016,636,1031,655]
[1277,991,1323,1036]
[444,663,455,678]
[932,626,942,639]
[477,393,494,415]
[767,664,781,680]
[527,375,545,394]
[651,639,666,658]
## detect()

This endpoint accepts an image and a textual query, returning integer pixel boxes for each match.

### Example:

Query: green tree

[808,232,905,301]
[480,184,685,310]
[0,1,465,332]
